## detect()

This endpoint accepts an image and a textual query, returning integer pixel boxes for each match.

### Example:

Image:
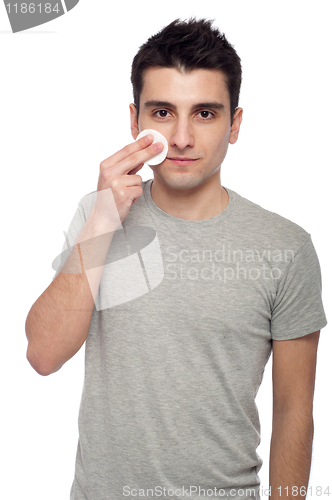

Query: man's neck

[150,176,229,221]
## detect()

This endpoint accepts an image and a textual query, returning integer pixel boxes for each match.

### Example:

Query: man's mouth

[166,157,198,166]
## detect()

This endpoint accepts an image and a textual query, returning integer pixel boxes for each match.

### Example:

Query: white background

[1,1,331,499]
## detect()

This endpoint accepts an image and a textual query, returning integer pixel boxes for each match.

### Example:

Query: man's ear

[229,107,243,145]
[130,103,140,140]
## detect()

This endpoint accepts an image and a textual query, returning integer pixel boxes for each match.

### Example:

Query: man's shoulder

[228,187,310,249]
[78,181,151,211]
[76,183,149,221]
[76,190,98,218]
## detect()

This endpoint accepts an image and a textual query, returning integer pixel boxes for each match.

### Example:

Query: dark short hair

[131,18,242,124]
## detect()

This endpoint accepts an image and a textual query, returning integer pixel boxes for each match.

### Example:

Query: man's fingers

[111,174,142,189]
[128,163,144,175]
[100,135,154,173]
[111,142,164,177]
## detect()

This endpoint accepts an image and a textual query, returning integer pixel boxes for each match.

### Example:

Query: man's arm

[269,330,320,500]
[25,134,159,376]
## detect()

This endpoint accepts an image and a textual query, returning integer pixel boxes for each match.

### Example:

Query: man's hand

[94,134,164,228]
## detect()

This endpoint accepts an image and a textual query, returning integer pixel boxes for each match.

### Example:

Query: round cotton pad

[136,129,168,166]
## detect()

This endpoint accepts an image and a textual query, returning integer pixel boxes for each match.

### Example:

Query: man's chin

[153,172,206,193]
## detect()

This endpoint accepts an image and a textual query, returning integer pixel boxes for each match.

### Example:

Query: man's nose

[169,119,195,151]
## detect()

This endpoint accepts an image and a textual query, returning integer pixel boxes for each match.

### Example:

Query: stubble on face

[131,67,242,219]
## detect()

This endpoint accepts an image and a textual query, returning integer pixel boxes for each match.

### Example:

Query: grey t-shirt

[56,180,327,499]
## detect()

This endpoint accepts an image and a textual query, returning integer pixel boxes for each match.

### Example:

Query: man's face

[130,67,242,192]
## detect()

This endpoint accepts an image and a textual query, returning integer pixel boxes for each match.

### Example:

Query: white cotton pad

[136,129,168,166]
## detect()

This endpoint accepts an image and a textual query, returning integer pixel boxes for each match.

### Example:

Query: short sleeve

[271,235,327,340]
[52,202,86,280]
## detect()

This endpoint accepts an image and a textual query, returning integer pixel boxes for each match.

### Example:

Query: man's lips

[166,157,198,165]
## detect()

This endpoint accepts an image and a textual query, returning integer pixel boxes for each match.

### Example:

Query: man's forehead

[140,66,229,108]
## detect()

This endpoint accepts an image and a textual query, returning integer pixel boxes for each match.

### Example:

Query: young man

[25,18,327,500]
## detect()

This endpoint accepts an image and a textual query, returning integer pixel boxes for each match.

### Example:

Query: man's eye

[198,111,214,119]
[155,110,169,118]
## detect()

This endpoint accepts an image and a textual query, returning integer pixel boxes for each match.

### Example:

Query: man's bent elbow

[26,343,63,376]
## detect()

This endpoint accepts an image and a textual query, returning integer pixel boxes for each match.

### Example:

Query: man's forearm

[26,205,118,376]
[269,410,314,500]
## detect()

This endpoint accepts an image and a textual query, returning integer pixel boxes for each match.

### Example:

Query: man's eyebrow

[143,100,225,111]
[144,100,175,109]
[191,102,225,111]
